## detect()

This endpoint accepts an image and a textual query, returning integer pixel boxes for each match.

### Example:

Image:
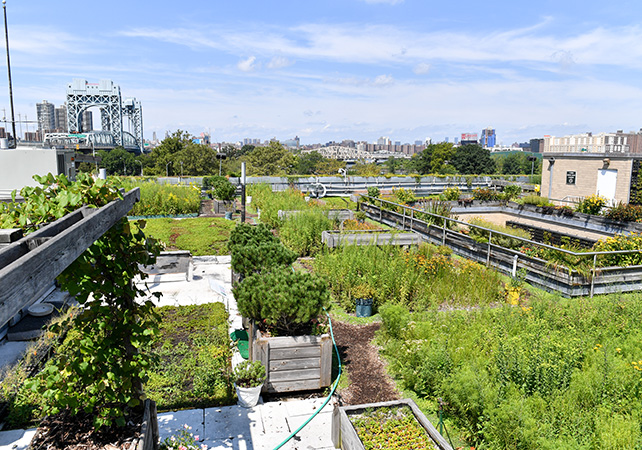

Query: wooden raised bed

[248,321,332,393]
[331,398,453,450]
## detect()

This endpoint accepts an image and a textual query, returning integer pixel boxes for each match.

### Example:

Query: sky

[3,0,642,146]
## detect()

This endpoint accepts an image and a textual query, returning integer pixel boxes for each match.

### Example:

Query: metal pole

[590,254,597,298]
[442,218,446,245]
[241,162,246,223]
[487,231,492,267]
[3,0,16,147]
[219,156,222,176]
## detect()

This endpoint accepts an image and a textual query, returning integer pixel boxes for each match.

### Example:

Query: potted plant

[351,283,376,317]
[232,360,266,408]
[232,267,333,393]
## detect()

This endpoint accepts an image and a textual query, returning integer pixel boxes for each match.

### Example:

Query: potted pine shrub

[232,361,267,408]
[232,267,333,393]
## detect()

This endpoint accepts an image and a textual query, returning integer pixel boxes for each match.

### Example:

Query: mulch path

[332,320,400,405]
[29,409,142,450]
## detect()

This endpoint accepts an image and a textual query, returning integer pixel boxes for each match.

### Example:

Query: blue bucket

[355,298,374,317]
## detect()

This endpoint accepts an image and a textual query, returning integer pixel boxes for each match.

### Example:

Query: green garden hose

[270,310,342,450]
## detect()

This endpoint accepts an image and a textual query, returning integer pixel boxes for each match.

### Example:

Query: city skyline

[2,0,642,145]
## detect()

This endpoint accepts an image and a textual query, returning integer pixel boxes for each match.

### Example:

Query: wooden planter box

[29,399,159,450]
[331,399,453,450]
[248,321,332,393]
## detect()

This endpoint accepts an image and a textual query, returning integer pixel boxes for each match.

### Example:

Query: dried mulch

[332,320,400,406]
[29,409,142,450]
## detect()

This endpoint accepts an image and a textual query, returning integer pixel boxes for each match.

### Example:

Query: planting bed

[332,399,452,450]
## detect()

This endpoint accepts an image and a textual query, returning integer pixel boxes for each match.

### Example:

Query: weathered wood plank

[268,368,321,383]
[262,334,326,348]
[265,379,322,393]
[269,357,320,372]
[0,189,140,328]
[0,228,22,244]
[320,335,332,388]
[270,346,321,360]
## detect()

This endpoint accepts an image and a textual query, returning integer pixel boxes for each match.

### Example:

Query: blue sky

[3,0,642,145]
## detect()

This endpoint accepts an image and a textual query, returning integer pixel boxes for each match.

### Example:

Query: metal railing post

[402,205,406,229]
[487,231,492,267]
[590,253,597,298]
[410,208,414,230]
[442,218,447,245]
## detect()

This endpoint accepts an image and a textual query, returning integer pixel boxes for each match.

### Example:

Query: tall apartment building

[81,110,93,132]
[54,105,67,132]
[36,100,55,133]
[480,128,496,148]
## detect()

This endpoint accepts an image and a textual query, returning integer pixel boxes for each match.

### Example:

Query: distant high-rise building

[54,105,67,132]
[529,138,544,153]
[377,136,390,146]
[81,110,93,132]
[480,127,496,148]
[36,100,55,133]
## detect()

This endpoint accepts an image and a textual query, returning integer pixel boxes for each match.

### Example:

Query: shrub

[379,304,410,340]
[442,186,461,201]
[472,187,499,202]
[604,202,642,223]
[518,195,553,207]
[593,233,642,267]
[233,267,331,336]
[503,184,522,201]
[279,209,333,257]
[247,184,309,229]
[576,194,606,215]
[121,180,201,216]
[228,223,278,248]
[392,187,416,205]
[467,217,531,250]
[213,178,236,202]
[230,241,298,276]
[232,361,266,388]
[367,186,381,198]
[203,175,228,189]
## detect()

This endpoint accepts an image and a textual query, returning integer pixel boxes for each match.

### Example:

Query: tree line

[79,130,542,177]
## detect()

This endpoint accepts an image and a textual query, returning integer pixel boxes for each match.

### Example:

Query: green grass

[146,303,235,411]
[140,217,236,255]
[321,196,357,210]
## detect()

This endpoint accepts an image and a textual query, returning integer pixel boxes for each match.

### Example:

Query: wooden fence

[360,197,642,297]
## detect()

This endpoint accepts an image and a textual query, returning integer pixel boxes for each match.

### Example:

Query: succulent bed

[349,405,437,450]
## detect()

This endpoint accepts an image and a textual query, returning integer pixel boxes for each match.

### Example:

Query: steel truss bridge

[43,131,140,152]
[65,79,143,152]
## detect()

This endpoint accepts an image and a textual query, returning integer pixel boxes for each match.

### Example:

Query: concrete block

[157,409,204,443]
[205,405,263,440]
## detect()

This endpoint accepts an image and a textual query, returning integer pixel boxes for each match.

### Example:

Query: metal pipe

[241,162,246,223]
[3,0,16,147]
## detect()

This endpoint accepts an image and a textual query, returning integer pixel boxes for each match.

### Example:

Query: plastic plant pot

[235,383,263,408]
[355,298,373,317]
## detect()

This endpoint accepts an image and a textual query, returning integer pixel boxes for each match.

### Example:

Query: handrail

[359,195,639,258]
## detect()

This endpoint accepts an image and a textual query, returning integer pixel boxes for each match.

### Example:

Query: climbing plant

[1,173,161,428]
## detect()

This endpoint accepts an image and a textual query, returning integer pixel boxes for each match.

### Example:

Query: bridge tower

[66,79,144,152]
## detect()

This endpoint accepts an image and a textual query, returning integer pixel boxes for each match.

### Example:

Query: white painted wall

[0,147,75,197]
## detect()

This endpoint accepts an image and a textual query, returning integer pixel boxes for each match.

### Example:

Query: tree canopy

[451,144,495,175]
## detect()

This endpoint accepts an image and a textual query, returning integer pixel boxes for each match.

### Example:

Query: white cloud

[373,74,394,86]
[267,56,293,69]
[413,63,431,75]
[237,56,258,72]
